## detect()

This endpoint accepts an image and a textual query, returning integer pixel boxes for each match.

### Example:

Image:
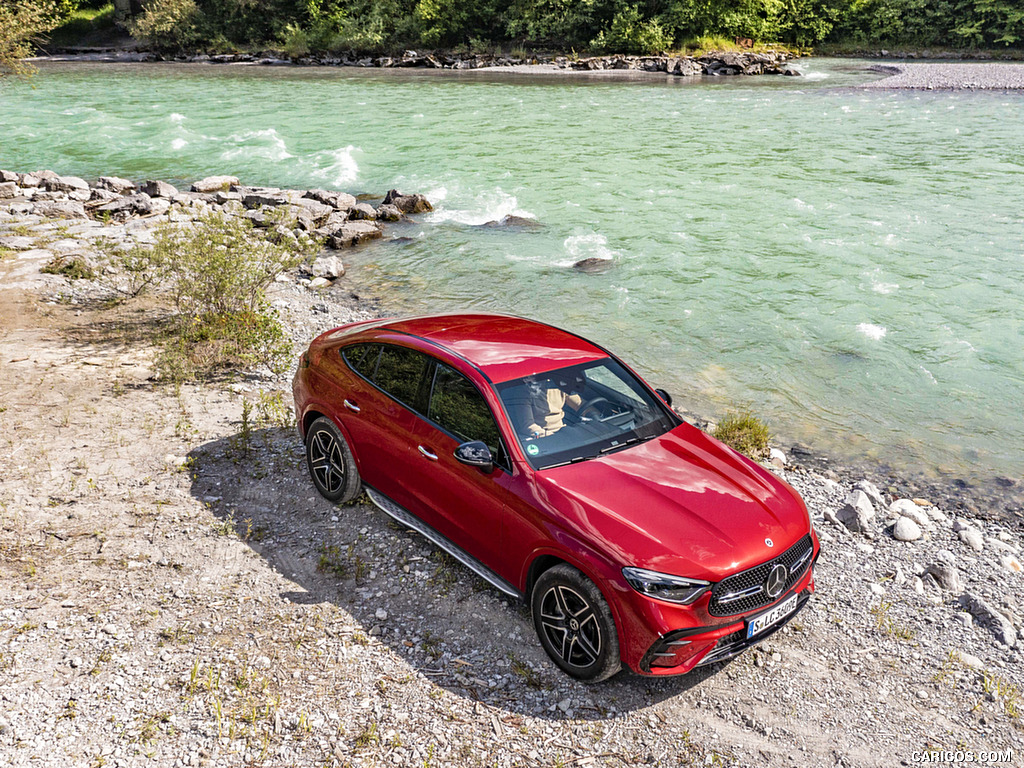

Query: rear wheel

[305,417,361,503]
[531,564,621,683]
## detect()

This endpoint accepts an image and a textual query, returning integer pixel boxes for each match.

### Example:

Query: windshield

[495,357,678,470]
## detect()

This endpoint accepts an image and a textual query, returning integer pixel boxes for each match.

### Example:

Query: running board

[364,486,523,600]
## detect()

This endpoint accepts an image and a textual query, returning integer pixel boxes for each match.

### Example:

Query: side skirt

[364,486,523,601]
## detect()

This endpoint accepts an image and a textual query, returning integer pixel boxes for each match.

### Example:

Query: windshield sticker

[527,444,540,456]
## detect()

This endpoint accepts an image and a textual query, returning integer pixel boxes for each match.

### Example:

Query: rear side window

[342,344,381,379]
[374,345,431,411]
[429,364,502,456]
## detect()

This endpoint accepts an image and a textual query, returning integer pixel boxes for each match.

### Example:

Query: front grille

[699,592,812,666]
[708,535,814,617]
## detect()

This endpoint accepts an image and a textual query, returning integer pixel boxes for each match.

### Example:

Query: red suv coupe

[292,313,819,682]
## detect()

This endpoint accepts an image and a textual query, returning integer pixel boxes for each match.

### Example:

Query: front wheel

[305,417,361,503]
[531,564,621,683]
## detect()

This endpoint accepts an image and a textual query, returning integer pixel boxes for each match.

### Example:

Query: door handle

[343,399,360,413]
[417,445,438,461]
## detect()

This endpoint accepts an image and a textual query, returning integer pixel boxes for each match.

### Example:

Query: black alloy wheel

[532,564,621,683]
[305,417,361,503]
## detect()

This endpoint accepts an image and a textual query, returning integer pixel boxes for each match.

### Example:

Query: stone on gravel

[924,562,962,592]
[958,591,1017,647]
[955,650,985,670]
[836,490,875,534]
[191,175,239,193]
[893,517,923,542]
[890,499,931,529]
[1000,555,1022,574]
[958,527,984,552]
[855,479,886,509]
[310,255,345,280]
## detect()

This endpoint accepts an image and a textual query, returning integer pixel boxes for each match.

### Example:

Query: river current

[3,59,1022,486]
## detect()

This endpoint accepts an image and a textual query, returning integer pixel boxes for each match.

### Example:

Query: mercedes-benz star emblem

[765,538,774,548]
[764,564,789,598]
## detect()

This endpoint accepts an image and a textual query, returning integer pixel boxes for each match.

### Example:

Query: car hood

[539,424,810,581]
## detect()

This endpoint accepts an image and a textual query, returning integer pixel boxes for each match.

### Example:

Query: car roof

[379,313,608,383]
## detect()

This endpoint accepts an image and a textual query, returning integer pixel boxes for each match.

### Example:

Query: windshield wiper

[600,433,656,455]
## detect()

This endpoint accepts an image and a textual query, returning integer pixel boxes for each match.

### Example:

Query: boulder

[96,176,136,194]
[374,204,403,222]
[382,189,433,214]
[327,220,383,248]
[304,189,357,211]
[573,257,614,274]
[835,490,875,534]
[854,479,886,509]
[892,517,922,542]
[29,170,62,183]
[0,182,18,199]
[243,189,302,209]
[310,255,345,280]
[0,170,20,183]
[43,175,90,195]
[480,215,542,229]
[348,203,377,221]
[17,173,41,188]
[291,198,335,225]
[924,562,962,592]
[89,188,121,202]
[32,200,88,219]
[958,592,1017,647]
[191,175,240,193]
[95,193,154,219]
[141,180,178,198]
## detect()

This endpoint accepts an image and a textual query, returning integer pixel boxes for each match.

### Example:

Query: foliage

[0,0,62,79]
[102,211,317,381]
[128,0,200,50]
[591,6,672,54]
[41,254,96,280]
[49,2,116,47]
[713,411,770,459]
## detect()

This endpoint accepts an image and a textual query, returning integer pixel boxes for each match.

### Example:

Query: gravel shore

[862,62,1024,90]
[2,172,1023,767]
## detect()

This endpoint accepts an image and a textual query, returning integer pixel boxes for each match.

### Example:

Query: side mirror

[454,441,493,473]
[655,388,673,407]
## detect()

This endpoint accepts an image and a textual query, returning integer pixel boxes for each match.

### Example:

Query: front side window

[496,358,677,469]
[429,364,502,458]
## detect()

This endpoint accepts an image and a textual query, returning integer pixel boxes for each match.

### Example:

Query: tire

[531,564,621,683]
[305,417,361,504]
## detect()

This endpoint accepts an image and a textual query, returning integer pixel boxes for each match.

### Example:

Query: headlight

[622,567,711,605]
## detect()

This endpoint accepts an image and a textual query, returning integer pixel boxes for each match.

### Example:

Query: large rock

[310,255,345,279]
[0,170,20,183]
[893,517,922,542]
[374,204,403,222]
[479,215,542,229]
[327,220,383,248]
[191,175,239,193]
[32,200,88,219]
[835,490,876,534]
[382,189,432,214]
[573,257,614,274]
[958,592,1017,647]
[96,176,136,194]
[348,202,377,221]
[304,189,357,212]
[924,562,962,592]
[291,198,335,225]
[18,173,41,188]
[141,180,178,198]
[243,188,302,209]
[95,193,154,219]
[43,174,90,196]
[854,479,886,509]
[0,182,18,199]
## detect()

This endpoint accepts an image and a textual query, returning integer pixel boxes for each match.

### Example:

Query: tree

[0,1,62,79]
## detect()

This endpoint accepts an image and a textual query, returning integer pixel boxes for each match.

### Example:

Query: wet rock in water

[141,180,178,198]
[348,203,377,221]
[382,189,433,214]
[191,175,239,193]
[893,517,922,542]
[958,591,1017,647]
[95,176,136,194]
[375,204,403,222]
[573,257,614,274]
[327,220,383,248]
[480,215,542,229]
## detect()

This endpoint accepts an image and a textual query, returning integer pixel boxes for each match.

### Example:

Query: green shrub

[128,0,200,50]
[591,6,671,54]
[1,0,62,79]
[713,411,770,459]
[41,254,96,280]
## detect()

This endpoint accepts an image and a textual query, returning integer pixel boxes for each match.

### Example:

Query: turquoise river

[3,60,1023,487]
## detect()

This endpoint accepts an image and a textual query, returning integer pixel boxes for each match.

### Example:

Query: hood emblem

[765,538,774,548]
[765,564,789,598]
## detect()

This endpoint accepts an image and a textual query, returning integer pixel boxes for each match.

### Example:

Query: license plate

[746,594,799,639]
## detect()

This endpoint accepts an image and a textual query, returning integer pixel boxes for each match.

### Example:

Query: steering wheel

[578,397,611,421]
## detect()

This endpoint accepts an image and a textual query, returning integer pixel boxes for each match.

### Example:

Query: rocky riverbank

[859,61,1024,90]
[1,170,1023,766]
[41,48,798,77]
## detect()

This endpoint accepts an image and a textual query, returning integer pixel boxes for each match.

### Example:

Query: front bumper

[612,533,820,676]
